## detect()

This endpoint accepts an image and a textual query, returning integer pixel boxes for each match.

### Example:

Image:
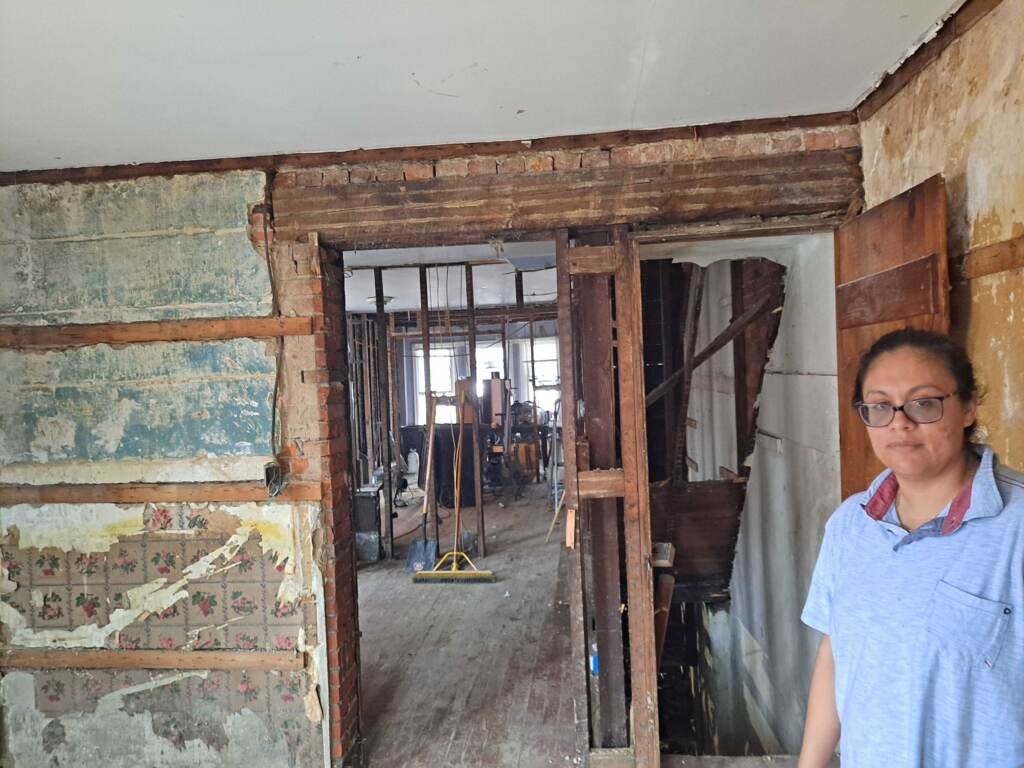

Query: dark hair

[852,329,979,442]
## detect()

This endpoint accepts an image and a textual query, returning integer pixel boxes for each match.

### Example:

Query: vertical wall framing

[558,227,661,768]
[612,229,660,766]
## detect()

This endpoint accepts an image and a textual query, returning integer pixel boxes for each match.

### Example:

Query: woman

[799,329,1024,768]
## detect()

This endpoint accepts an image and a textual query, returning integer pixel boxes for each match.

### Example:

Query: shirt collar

[860,445,1004,535]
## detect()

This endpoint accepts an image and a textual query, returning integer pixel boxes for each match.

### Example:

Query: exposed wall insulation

[860,0,1024,469]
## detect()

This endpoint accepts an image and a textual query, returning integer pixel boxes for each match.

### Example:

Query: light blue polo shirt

[802,445,1024,767]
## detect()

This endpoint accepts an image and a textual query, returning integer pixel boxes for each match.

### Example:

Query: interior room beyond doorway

[342,240,575,767]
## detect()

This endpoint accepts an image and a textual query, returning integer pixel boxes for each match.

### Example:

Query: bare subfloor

[357,483,576,767]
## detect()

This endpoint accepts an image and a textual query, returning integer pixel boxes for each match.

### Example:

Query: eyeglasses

[854,393,957,428]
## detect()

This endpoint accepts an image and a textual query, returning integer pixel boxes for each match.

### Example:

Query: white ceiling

[0,1,962,172]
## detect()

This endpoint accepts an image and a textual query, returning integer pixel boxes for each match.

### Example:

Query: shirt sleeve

[801,513,841,634]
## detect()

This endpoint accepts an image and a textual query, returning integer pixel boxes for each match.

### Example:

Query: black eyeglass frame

[853,392,959,428]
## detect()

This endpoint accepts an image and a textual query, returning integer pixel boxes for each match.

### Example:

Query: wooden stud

[375,268,395,559]
[658,262,677,477]
[527,313,542,484]
[361,318,376,490]
[671,266,706,485]
[577,270,629,747]
[691,293,779,369]
[577,469,626,499]
[612,228,661,767]
[347,316,366,486]
[388,312,403,471]
[466,264,485,557]
[567,246,621,276]
[0,316,313,350]
[555,232,580,512]
[556,230,590,764]
[419,266,438,537]
[958,232,1024,281]
[0,481,320,505]
[654,573,676,668]
[730,261,751,474]
[0,649,304,671]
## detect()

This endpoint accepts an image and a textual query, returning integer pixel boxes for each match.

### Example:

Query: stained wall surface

[0,172,328,767]
[860,0,1024,469]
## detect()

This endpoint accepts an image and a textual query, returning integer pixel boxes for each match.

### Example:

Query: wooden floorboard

[358,484,576,768]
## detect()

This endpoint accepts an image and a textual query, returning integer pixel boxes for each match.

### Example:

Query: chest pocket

[925,580,1011,667]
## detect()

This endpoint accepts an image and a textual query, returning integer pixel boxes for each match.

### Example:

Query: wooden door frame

[277,142,859,764]
[557,227,661,768]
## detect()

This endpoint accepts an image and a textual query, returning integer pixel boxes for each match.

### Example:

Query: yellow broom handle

[452,390,466,568]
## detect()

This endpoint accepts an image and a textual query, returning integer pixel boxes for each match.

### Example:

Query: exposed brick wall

[271,231,361,766]
[274,124,860,189]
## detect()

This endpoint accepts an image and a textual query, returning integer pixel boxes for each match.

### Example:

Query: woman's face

[859,346,977,481]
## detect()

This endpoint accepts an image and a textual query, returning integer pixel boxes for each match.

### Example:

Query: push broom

[413,390,495,584]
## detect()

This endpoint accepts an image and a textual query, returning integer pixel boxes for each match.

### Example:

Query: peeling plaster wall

[860,0,1024,470]
[0,172,327,767]
[0,340,276,483]
[680,236,840,755]
[0,172,271,325]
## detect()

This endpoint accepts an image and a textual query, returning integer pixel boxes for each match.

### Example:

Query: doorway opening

[340,240,579,766]
[637,233,841,756]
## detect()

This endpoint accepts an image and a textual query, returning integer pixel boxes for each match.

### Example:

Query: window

[413,344,460,424]
[517,338,560,415]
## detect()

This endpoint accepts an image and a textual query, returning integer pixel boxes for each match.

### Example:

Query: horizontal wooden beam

[633,212,845,244]
[0,316,313,350]
[578,469,626,499]
[644,294,778,408]
[671,581,731,604]
[836,253,939,329]
[386,303,559,329]
[567,245,621,275]
[0,111,855,187]
[956,233,1024,281]
[0,481,321,505]
[275,148,863,248]
[691,294,779,370]
[0,649,305,671]
[856,0,1004,120]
